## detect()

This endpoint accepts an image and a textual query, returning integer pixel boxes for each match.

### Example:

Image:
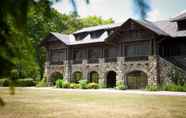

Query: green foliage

[80,16,113,29]
[87,83,100,89]
[99,81,106,88]
[0,78,35,87]
[70,83,80,89]
[116,80,126,90]
[168,67,186,86]
[15,78,36,87]
[63,81,71,88]
[0,79,10,87]
[36,78,48,87]
[79,80,88,89]
[163,84,186,92]
[55,79,64,88]
[145,84,159,91]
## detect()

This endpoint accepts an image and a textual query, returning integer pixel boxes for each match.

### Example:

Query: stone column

[148,56,158,85]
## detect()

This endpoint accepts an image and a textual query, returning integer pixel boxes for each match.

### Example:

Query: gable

[40,33,67,49]
[106,18,169,44]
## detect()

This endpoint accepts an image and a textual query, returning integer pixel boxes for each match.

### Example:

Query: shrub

[70,83,80,89]
[63,81,70,88]
[116,80,126,90]
[56,79,64,88]
[79,80,88,89]
[99,81,106,88]
[145,84,159,91]
[36,78,48,87]
[15,78,36,87]
[163,84,186,92]
[87,83,99,89]
[0,79,9,87]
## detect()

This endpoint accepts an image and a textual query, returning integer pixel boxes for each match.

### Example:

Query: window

[50,49,65,64]
[73,49,85,60]
[88,48,101,59]
[75,33,87,41]
[90,31,103,39]
[126,43,149,57]
[178,20,186,31]
[104,47,117,58]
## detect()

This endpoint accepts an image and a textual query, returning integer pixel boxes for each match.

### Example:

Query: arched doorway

[50,72,63,86]
[106,71,116,88]
[72,71,83,83]
[126,71,147,89]
[89,71,99,83]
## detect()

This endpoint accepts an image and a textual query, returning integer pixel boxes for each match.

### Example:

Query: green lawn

[0,88,186,118]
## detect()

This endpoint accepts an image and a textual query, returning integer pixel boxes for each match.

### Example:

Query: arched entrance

[72,71,83,83]
[50,72,63,86]
[89,71,99,83]
[126,71,147,89]
[106,71,116,88]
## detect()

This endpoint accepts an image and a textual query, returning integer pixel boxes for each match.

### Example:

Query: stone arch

[72,71,83,83]
[105,71,117,88]
[49,72,63,86]
[126,70,148,89]
[88,71,99,83]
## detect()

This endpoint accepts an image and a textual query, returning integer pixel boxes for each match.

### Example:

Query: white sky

[52,0,186,22]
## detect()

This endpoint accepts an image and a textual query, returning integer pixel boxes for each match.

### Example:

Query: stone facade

[45,55,163,87]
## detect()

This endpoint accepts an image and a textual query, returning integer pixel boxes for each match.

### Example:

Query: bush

[145,84,159,91]
[87,83,99,89]
[63,81,70,88]
[116,80,126,90]
[70,83,80,89]
[0,79,9,87]
[99,81,106,88]
[15,78,36,87]
[163,84,186,92]
[56,79,64,88]
[79,80,88,89]
[36,78,48,87]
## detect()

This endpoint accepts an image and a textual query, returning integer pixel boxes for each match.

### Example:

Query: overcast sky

[52,0,186,22]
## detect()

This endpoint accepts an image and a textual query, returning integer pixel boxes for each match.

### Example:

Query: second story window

[90,31,103,39]
[50,49,65,64]
[125,42,149,57]
[177,20,186,31]
[75,33,87,41]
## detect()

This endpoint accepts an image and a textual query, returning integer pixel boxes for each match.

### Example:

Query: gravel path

[21,87,186,96]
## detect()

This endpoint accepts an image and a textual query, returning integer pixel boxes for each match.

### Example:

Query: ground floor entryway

[126,71,148,89]
[106,71,116,88]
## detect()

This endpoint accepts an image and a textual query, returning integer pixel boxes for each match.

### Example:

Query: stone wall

[44,56,160,87]
[158,57,186,84]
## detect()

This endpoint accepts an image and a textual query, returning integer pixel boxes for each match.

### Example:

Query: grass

[0,88,186,118]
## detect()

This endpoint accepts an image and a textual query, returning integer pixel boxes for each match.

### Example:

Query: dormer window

[177,19,186,31]
[75,33,87,41]
[90,30,104,39]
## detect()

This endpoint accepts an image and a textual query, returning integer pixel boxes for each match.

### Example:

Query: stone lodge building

[41,11,186,89]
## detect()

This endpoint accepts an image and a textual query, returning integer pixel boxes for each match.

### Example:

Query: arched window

[72,71,83,83]
[89,71,99,83]
[50,72,63,86]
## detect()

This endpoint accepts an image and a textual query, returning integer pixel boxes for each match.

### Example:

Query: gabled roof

[73,23,122,34]
[42,13,186,46]
[126,19,169,36]
[154,20,186,37]
[171,10,186,21]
